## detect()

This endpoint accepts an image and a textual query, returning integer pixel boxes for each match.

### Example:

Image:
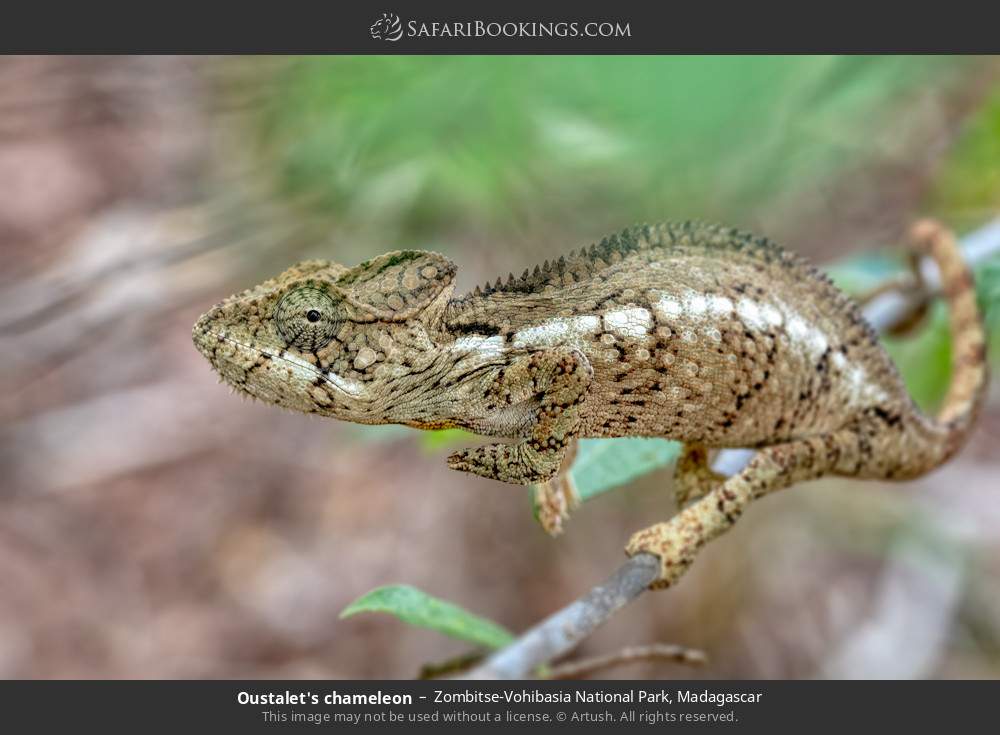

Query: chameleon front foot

[447,441,565,485]
[449,347,589,486]
[532,474,579,536]
[532,439,580,536]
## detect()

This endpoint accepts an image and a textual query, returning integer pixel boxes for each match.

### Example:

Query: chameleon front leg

[626,432,857,589]
[673,443,727,508]
[448,348,592,485]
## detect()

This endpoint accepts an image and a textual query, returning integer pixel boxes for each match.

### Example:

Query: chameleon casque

[193,220,987,588]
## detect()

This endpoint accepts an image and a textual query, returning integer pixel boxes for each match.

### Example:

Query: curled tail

[906,219,989,471]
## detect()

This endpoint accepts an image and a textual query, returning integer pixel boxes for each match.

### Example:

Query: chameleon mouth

[192,308,235,365]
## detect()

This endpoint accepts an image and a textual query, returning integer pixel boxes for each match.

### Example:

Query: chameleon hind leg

[626,431,859,589]
[673,443,727,507]
[448,348,592,485]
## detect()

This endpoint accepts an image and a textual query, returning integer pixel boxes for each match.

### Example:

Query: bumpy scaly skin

[194,220,988,587]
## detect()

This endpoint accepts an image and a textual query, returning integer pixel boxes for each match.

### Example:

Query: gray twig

[464,217,1000,680]
[548,642,707,679]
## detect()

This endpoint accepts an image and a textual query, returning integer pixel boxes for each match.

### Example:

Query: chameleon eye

[275,287,341,351]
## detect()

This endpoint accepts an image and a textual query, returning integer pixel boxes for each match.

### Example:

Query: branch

[464,217,1000,680]
[464,553,660,679]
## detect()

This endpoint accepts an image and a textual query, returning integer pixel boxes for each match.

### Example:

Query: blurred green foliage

[256,56,965,239]
[931,86,1000,230]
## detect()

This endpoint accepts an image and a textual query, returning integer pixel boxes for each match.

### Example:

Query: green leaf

[568,437,680,501]
[340,584,514,649]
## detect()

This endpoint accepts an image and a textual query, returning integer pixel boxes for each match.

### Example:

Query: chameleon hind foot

[627,434,851,589]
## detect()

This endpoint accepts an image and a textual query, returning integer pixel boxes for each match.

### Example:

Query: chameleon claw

[446,448,477,474]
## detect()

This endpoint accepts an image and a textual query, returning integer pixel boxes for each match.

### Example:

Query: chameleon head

[192,250,457,420]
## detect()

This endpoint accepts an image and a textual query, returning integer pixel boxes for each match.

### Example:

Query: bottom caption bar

[1,680,996,731]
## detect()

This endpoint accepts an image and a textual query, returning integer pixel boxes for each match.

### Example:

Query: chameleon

[193,220,987,588]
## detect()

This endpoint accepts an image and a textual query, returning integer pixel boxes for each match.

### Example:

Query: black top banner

[2,1,999,53]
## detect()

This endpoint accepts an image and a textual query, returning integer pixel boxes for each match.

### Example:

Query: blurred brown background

[1,56,999,679]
